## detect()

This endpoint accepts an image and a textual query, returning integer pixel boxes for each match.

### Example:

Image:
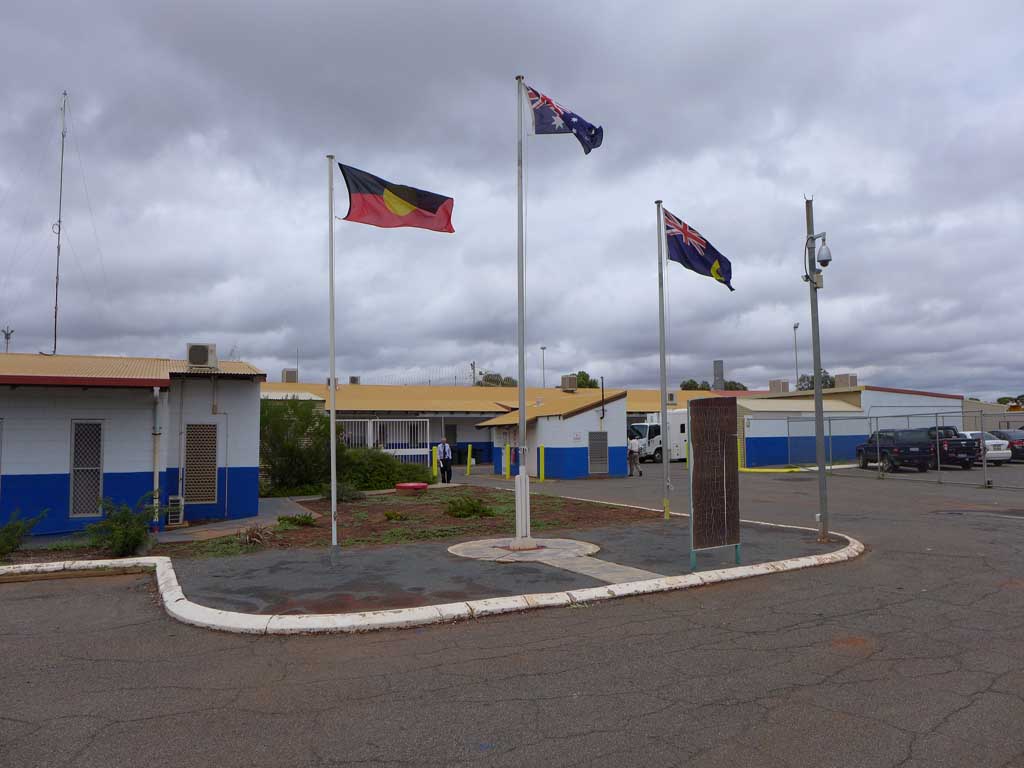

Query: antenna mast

[52,90,68,355]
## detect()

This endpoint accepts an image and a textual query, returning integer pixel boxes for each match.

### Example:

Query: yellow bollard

[431,446,438,482]
[465,444,473,476]
[539,445,545,482]
[504,444,511,480]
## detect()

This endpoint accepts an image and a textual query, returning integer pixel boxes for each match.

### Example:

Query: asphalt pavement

[3,469,1024,767]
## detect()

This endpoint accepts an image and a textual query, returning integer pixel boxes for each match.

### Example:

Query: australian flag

[525,84,603,154]
[664,208,734,291]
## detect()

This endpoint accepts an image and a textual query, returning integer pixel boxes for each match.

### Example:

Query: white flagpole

[655,200,671,520]
[327,154,339,548]
[513,74,532,548]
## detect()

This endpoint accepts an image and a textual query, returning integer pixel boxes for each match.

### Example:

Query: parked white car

[961,431,1012,465]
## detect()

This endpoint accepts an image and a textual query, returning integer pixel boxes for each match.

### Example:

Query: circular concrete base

[448,537,600,563]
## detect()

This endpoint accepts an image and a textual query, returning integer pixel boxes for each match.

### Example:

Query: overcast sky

[1,1,1021,399]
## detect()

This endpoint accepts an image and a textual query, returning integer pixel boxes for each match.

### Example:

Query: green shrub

[384,509,408,522]
[0,509,46,559]
[445,496,495,519]
[277,513,317,528]
[192,536,252,558]
[260,483,325,498]
[260,399,334,492]
[321,482,366,502]
[339,449,433,491]
[86,499,152,557]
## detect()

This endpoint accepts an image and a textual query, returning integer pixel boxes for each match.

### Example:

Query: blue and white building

[480,390,628,479]
[739,384,965,467]
[0,350,264,535]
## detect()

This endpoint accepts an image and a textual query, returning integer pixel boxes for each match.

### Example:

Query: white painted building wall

[0,387,166,476]
[165,377,260,473]
[859,389,964,430]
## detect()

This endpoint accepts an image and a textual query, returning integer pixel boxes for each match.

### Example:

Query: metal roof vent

[560,374,577,392]
[187,343,217,369]
[281,368,298,383]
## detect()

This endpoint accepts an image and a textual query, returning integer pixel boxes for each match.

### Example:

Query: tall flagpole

[52,90,68,355]
[513,74,533,547]
[327,154,339,548]
[655,200,671,519]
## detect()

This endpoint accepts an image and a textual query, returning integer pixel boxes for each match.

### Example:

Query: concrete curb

[0,522,864,635]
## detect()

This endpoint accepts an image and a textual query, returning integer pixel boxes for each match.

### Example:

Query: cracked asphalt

[3,470,1024,767]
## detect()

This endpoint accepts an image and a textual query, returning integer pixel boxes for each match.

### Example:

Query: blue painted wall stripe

[0,466,260,535]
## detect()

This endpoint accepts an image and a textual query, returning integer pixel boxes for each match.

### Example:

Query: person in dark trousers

[438,437,453,483]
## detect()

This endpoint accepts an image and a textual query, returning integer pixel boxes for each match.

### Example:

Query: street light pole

[792,322,800,386]
[540,345,547,388]
[803,198,830,542]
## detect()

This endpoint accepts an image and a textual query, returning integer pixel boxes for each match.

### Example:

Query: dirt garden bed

[3,488,659,563]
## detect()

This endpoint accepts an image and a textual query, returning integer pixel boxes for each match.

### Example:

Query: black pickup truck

[857,429,933,472]
[926,426,977,470]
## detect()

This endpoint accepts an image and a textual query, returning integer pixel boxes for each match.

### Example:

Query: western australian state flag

[525,84,603,154]
[664,208,734,291]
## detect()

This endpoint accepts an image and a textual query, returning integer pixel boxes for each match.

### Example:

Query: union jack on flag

[664,208,734,291]
[524,83,603,155]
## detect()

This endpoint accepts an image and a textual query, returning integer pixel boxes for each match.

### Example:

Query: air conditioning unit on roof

[666,392,678,405]
[187,343,217,369]
[560,374,577,392]
[281,368,298,383]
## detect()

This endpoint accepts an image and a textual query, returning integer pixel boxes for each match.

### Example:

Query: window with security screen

[70,421,103,517]
[184,424,218,503]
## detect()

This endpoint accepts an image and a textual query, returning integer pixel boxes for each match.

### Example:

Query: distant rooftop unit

[281,368,298,383]
[834,373,858,388]
[560,374,577,392]
[768,379,790,394]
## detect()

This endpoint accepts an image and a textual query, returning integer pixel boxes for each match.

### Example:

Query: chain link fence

[767,409,1024,490]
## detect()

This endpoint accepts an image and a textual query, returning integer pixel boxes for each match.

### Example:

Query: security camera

[816,241,832,268]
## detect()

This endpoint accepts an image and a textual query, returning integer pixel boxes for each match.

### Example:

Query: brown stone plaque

[689,397,740,550]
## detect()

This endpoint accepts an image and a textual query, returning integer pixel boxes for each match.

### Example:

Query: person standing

[628,435,643,477]
[438,437,453,484]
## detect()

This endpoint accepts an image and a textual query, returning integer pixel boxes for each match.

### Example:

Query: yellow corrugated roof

[476,390,628,427]
[261,382,629,417]
[737,397,861,413]
[0,352,263,386]
[626,389,722,413]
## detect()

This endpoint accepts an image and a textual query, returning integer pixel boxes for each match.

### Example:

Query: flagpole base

[508,537,539,551]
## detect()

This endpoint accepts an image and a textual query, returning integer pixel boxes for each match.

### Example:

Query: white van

[628,409,688,462]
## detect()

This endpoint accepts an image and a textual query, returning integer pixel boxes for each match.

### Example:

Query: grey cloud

[1,0,1022,403]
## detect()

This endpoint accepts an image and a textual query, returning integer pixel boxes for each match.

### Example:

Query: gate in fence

[338,418,431,466]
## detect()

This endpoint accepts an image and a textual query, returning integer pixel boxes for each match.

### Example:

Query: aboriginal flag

[338,164,454,233]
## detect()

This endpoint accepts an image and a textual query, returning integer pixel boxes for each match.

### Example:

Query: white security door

[70,421,103,517]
